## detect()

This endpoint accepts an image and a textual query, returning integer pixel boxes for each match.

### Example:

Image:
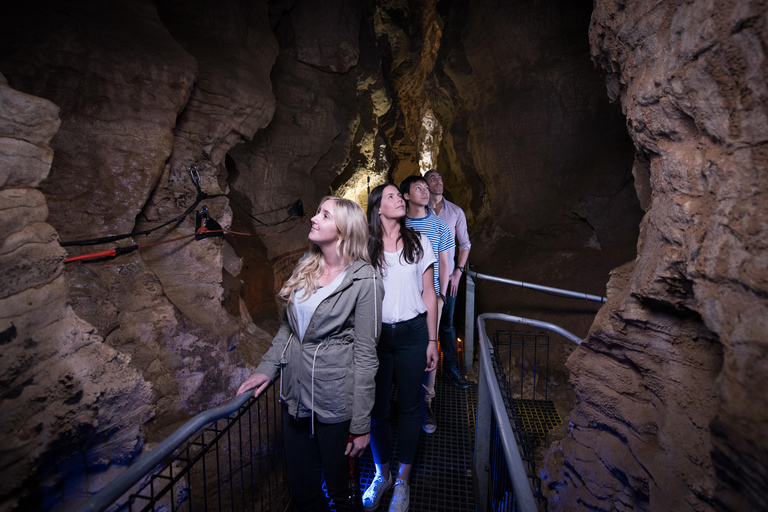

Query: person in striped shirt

[400,175,454,434]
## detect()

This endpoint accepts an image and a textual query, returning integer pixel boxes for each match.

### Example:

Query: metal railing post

[467,270,598,512]
[465,271,476,372]
[474,344,491,512]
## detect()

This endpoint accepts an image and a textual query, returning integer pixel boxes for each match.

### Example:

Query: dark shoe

[421,403,437,434]
[445,367,469,389]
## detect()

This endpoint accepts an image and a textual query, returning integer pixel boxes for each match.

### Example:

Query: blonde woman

[238,196,384,512]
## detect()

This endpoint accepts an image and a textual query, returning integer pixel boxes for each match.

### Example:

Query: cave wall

[435,0,643,317]
[434,0,642,254]
[0,0,385,508]
[421,0,645,414]
[0,74,154,511]
[543,1,768,511]
[0,0,283,438]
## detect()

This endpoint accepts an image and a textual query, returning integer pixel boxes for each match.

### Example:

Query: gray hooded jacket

[255,259,384,435]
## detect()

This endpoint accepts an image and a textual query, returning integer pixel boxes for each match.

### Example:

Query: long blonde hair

[278,196,370,304]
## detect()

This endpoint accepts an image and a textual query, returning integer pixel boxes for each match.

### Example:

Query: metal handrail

[464,270,599,368]
[484,314,582,345]
[75,390,258,512]
[475,313,540,512]
[470,271,607,304]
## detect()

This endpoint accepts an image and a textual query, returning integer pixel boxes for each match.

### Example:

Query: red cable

[64,249,118,263]
[63,217,306,264]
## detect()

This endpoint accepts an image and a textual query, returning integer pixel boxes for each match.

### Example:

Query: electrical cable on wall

[61,164,306,263]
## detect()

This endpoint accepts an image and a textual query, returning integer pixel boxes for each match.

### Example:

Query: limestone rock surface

[0,75,153,511]
[543,1,768,511]
[0,1,278,508]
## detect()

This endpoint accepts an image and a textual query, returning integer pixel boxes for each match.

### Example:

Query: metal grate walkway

[358,340,477,511]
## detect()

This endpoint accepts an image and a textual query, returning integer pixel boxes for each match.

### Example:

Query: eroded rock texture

[544,1,768,511]
[422,0,644,424]
[0,1,279,508]
[228,0,391,294]
[0,74,154,510]
[0,0,393,508]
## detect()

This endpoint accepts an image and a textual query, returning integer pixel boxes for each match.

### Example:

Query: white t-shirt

[292,269,348,340]
[381,233,437,324]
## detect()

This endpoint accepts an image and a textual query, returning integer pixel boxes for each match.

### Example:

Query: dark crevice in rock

[0,323,17,345]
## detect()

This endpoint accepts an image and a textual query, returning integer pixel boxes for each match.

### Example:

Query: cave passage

[2,0,766,510]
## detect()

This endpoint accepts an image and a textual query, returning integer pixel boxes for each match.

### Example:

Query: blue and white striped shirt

[405,213,454,295]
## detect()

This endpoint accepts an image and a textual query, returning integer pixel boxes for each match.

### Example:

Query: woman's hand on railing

[345,433,370,458]
[237,373,272,398]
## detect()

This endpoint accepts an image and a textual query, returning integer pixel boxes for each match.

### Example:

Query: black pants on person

[282,406,360,512]
[370,312,428,466]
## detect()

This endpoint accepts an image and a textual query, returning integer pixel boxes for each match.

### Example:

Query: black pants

[370,313,428,466]
[282,405,359,512]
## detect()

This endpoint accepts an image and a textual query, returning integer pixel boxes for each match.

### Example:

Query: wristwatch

[457,266,465,273]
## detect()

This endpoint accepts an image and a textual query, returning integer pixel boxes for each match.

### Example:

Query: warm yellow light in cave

[418,108,442,175]
[334,127,388,212]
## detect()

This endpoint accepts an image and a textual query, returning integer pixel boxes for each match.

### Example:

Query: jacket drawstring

[310,343,323,438]
[279,334,293,403]
[373,272,378,338]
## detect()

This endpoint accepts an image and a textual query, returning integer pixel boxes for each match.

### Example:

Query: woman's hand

[425,341,438,371]
[345,433,370,458]
[237,373,272,398]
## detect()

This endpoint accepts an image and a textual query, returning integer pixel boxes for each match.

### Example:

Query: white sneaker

[363,473,393,512]
[388,479,410,512]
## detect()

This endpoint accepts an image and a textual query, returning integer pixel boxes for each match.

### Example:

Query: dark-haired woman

[363,184,438,512]
[238,196,383,512]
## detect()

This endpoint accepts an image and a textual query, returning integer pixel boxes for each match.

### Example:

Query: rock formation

[543,1,768,511]
[0,1,280,508]
[0,73,154,510]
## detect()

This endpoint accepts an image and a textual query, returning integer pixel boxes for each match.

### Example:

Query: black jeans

[282,406,358,512]
[370,313,428,466]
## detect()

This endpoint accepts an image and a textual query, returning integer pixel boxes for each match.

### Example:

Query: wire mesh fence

[487,330,561,511]
[120,384,289,512]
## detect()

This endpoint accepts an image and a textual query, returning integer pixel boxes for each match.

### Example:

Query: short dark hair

[399,175,427,199]
[424,168,440,180]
